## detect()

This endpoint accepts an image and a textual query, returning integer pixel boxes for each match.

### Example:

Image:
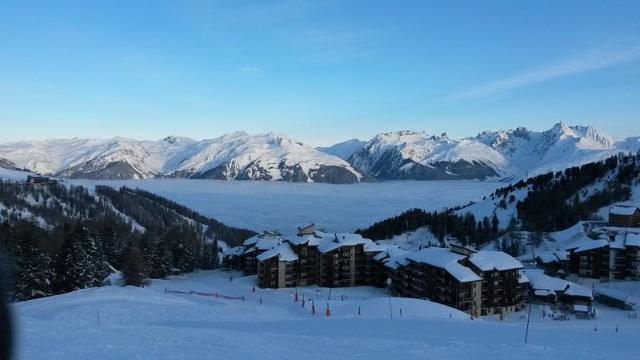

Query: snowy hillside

[0,133,366,183]
[458,154,640,232]
[13,270,640,360]
[316,139,366,160]
[342,123,639,180]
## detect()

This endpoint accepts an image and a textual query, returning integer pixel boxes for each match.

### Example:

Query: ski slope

[12,270,640,360]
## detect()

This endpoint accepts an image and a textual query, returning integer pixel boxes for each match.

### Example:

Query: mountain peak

[163,135,181,144]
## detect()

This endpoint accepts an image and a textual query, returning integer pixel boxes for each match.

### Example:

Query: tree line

[0,180,255,301]
[358,154,639,245]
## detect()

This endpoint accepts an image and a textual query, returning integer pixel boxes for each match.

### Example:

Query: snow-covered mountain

[341,123,638,180]
[316,139,366,161]
[348,130,505,180]
[3,123,637,183]
[0,132,367,183]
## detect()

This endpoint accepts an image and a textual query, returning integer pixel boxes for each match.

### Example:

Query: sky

[0,0,639,146]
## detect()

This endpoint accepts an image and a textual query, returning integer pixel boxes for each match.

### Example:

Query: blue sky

[1,0,639,146]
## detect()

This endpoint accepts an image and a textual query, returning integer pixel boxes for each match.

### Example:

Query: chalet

[525,270,593,307]
[26,176,56,187]
[609,206,640,227]
[397,248,483,316]
[467,250,526,315]
[535,251,569,277]
[595,287,636,310]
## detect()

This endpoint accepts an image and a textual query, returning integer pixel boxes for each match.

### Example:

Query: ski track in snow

[63,179,502,232]
[13,270,640,360]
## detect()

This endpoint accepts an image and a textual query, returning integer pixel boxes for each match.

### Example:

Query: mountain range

[0,123,638,183]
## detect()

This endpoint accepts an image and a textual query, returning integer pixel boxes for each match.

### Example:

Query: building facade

[226,226,525,316]
[609,206,640,227]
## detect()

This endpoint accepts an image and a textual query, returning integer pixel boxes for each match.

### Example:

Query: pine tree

[199,240,219,270]
[6,223,56,300]
[15,249,55,300]
[144,237,172,278]
[57,226,108,292]
[100,225,124,269]
[122,246,146,287]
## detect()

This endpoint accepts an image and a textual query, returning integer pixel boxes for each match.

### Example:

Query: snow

[349,123,631,180]
[0,132,363,182]
[595,287,634,304]
[468,251,523,271]
[524,269,572,292]
[626,233,640,247]
[573,304,589,313]
[316,232,369,253]
[537,253,559,264]
[256,243,298,262]
[376,227,440,251]
[571,239,609,253]
[524,269,592,300]
[316,139,366,160]
[13,270,640,360]
[609,205,639,216]
[64,179,502,232]
[406,248,482,282]
[563,284,593,299]
[350,130,508,176]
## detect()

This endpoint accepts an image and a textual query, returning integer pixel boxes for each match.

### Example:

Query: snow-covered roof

[536,253,559,264]
[610,235,626,250]
[244,231,282,246]
[525,270,592,300]
[371,246,411,270]
[554,251,568,261]
[364,242,386,253]
[384,256,409,270]
[626,233,640,248]
[256,243,298,262]
[285,233,321,246]
[518,271,530,284]
[469,251,523,272]
[572,239,609,253]
[406,248,481,283]
[573,304,589,312]
[596,287,635,304]
[224,246,245,257]
[564,283,593,299]
[534,289,555,297]
[254,237,282,251]
[524,270,569,292]
[316,232,369,253]
[609,205,640,216]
